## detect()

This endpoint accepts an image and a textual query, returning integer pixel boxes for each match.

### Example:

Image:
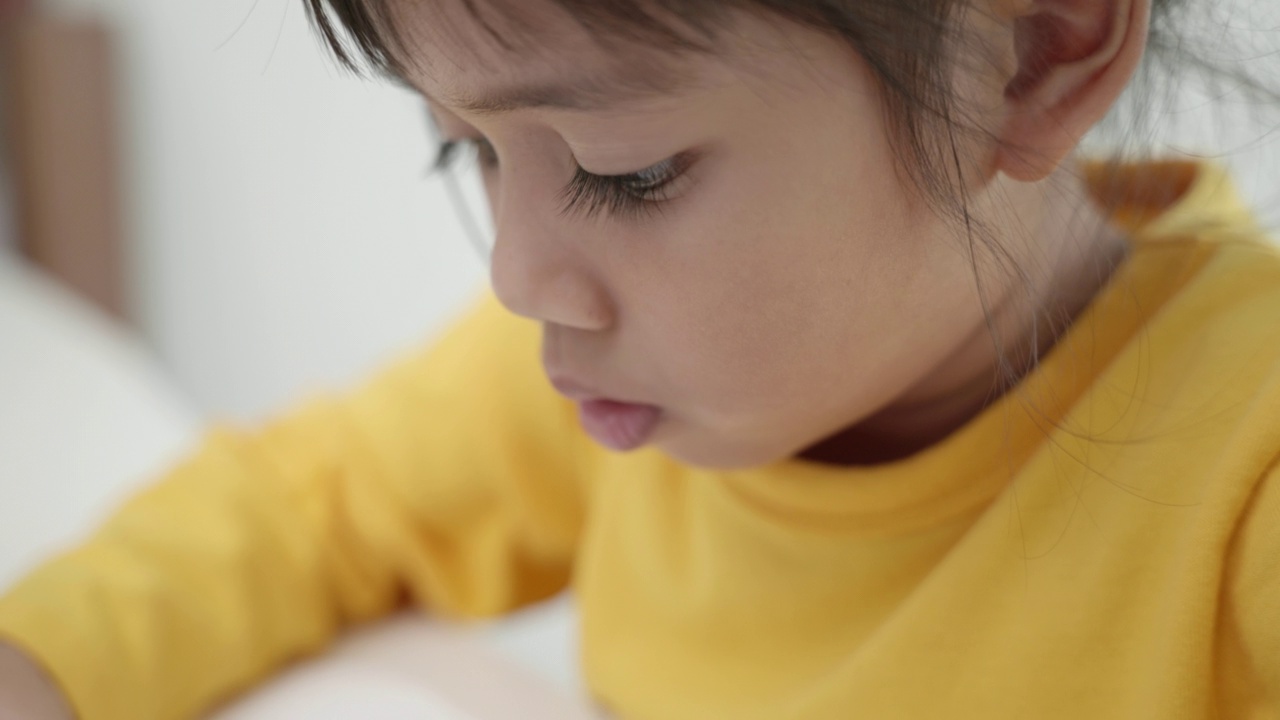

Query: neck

[798,156,1132,467]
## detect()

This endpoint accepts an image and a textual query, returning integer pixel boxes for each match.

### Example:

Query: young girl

[2,0,1279,717]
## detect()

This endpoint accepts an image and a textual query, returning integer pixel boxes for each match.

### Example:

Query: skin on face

[391,0,1140,470]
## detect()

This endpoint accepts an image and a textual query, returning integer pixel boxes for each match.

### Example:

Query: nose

[487,180,614,331]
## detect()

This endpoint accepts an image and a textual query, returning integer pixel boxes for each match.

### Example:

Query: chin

[653,427,791,472]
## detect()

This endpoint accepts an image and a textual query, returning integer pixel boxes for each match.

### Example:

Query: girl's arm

[0,290,593,720]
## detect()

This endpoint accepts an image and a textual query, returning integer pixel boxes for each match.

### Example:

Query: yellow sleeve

[0,289,595,720]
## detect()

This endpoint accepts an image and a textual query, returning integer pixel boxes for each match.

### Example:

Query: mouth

[576,398,663,451]
[548,374,664,451]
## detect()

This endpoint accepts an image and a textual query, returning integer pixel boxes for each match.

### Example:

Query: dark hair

[302,0,1278,453]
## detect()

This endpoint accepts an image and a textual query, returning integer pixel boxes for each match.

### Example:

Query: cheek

[638,150,915,374]
[637,232,888,429]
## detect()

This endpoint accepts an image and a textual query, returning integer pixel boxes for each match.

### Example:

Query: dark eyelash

[555,155,691,223]
[428,141,457,175]
[428,139,690,222]
[429,139,488,175]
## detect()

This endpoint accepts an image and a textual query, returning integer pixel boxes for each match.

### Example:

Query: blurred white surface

[213,603,605,720]
[0,251,200,584]
[219,665,482,720]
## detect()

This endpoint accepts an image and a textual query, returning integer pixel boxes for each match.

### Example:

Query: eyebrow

[405,65,695,117]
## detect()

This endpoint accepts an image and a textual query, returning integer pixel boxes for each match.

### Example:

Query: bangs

[302,0,747,81]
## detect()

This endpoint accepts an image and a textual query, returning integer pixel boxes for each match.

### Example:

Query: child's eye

[429,138,693,223]
[556,152,695,223]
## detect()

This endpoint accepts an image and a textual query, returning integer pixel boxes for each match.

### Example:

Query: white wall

[38,0,1280,423]
[47,0,487,422]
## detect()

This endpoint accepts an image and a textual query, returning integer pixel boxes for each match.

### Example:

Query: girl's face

[396,0,1034,470]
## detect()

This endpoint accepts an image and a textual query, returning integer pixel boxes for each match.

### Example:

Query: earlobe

[993,0,1150,182]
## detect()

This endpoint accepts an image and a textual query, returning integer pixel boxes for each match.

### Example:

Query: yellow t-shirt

[2,158,1279,719]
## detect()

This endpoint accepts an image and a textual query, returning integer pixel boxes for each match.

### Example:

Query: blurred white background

[13,0,1280,424]
[41,0,489,422]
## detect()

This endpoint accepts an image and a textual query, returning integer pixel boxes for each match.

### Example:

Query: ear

[991,0,1151,182]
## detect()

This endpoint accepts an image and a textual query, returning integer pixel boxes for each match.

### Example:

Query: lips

[576,399,663,451]
[547,374,663,451]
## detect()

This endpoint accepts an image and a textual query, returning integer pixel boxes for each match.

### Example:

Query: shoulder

[1141,234,1280,373]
